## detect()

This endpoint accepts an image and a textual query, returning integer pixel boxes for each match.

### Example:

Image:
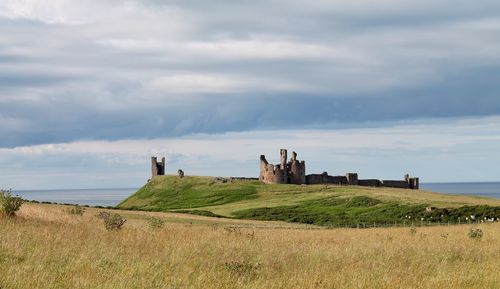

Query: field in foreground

[118,176,500,226]
[1,203,499,289]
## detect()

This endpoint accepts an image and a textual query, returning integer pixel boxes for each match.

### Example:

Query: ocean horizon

[13,188,138,207]
[12,182,500,207]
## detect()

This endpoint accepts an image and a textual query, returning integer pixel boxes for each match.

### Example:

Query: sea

[13,188,138,207]
[420,182,500,200]
[12,182,500,207]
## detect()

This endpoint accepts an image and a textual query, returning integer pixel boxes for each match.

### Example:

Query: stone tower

[151,156,165,178]
[280,149,287,170]
[288,151,306,184]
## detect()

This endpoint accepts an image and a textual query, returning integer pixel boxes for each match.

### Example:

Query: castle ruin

[260,149,306,184]
[151,156,165,178]
[260,149,419,189]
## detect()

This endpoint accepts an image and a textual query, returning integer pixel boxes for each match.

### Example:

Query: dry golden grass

[1,203,499,289]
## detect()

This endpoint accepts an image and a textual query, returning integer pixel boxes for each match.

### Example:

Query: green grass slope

[118,176,500,226]
[119,176,260,211]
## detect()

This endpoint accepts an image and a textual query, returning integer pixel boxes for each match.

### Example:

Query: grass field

[1,203,499,289]
[118,176,500,226]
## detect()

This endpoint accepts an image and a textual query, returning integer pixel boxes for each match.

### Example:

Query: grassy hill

[118,176,500,226]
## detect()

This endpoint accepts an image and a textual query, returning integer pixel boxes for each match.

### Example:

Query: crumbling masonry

[151,156,165,178]
[260,149,306,184]
[259,149,419,189]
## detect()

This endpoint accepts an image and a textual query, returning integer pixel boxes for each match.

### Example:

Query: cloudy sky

[1,0,500,189]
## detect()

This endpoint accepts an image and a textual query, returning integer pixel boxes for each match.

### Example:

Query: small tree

[0,189,24,217]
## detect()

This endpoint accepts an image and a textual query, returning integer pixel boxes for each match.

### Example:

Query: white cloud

[0,0,113,24]
[148,73,309,94]
[1,116,500,189]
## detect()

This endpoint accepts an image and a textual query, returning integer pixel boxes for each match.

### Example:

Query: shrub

[224,226,242,235]
[97,211,126,231]
[146,216,165,230]
[224,261,261,276]
[467,228,483,240]
[0,189,24,217]
[67,205,85,216]
[96,211,111,220]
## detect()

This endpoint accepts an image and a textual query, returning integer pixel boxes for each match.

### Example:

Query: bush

[96,211,111,220]
[146,216,165,230]
[67,205,85,216]
[468,228,483,240]
[0,189,24,217]
[97,211,126,231]
[224,261,261,276]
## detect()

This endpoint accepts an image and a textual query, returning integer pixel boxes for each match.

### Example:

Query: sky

[1,0,500,189]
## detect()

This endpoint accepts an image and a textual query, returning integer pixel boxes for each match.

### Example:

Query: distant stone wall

[230,177,259,181]
[151,156,165,178]
[214,177,259,183]
[306,172,348,185]
[381,180,409,189]
[346,173,359,185]
[405,174,420,190]
[409,177,419,190]
[358,179,382,187]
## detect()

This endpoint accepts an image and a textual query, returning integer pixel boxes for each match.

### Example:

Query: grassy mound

[119,176,259,211]
[119,176,500,226]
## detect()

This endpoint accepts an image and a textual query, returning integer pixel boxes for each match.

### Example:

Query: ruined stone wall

[346,173,359,185]
[306,173,327,184]
[381,180,409,189]
[259,155,287,184]
[409,177,419,189]
[288,152,306,184]
[306,172,348,184]
[151,156,165,178]
[358,179,382,187]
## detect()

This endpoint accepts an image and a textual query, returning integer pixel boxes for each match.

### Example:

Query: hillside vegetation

[1,203,499,289]
[118,176,500,226]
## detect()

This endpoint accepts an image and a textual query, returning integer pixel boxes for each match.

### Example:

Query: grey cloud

[1,1,500,147]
